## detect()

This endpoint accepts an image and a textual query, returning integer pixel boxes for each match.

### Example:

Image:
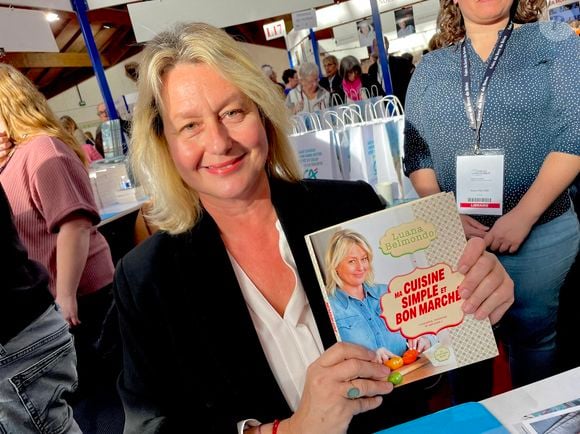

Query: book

[521,405,580,434]
[374,402,508,434]
[304,192,498,387]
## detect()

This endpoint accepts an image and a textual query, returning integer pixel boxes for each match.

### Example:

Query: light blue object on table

[374,402,509,434]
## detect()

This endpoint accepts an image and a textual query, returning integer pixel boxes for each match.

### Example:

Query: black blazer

[319,74,346,106]
[114,178,429,433]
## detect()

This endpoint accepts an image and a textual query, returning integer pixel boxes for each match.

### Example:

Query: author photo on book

[324,229,436,363]
[113,22,514,434]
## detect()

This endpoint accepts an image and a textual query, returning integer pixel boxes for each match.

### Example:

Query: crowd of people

[283,41,413,114]
[0,0,578,432]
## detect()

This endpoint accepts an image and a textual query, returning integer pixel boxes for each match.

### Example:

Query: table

[481,367,580,433]
[98,199,148,227]
[98,199,149,263]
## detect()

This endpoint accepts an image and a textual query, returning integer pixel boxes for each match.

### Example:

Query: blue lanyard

[461,21,513,154]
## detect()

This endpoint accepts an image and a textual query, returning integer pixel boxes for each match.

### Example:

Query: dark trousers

[70,285,114,398]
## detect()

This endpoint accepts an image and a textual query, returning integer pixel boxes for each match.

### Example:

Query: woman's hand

[286,342,393,434]
[460,215,489,239]
[407,337,431,353]
[0,131,14,158]
[375,347,396,363]
[456,237,514,325]
[55,293,80,328]
[484,208,535,253]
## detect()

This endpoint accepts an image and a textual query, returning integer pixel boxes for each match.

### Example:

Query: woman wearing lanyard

[403,0,580,390]
[285,62,330,114]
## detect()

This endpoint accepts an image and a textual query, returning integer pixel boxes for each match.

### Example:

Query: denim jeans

[498,207,580,387]
[0,305,81,434]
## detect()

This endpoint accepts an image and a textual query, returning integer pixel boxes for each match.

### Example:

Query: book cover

[521,405,580,434]
[304,192,498,387]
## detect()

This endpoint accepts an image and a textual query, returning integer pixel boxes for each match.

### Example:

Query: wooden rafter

[5,52,110,68]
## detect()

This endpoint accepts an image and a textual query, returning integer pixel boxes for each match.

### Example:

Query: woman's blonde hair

[131,22,301,234]
[0,64,87,166]
[435,0,546,46]
[324,229,375,296]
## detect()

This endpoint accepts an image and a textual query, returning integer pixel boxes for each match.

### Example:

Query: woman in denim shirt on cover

[324,229,433,363]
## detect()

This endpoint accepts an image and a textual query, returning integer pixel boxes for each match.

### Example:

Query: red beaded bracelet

[272,419,281,434]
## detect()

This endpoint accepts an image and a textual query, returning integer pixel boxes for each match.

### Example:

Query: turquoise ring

[347,386,361,399]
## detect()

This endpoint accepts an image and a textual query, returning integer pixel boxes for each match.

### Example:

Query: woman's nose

[205,120,232,155]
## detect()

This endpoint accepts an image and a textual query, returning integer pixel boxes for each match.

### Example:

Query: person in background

[60,115,103,163]
[396,18,415,38]
[0,64,115,400]
[340,55,385,103]
[403,0,580,389]
[285,62,330,114]
[261,64,285,94]
[84,130,96,146]
[357,19,376,47]
[400,52,415,63]
[281,68,298,96]
[113,22,514,433]
[319,55,345,106]
[325,229,434,363]
[94,102,109,156]
[94,101,131,158]
[368,36,415,107]
[0,183,81,434]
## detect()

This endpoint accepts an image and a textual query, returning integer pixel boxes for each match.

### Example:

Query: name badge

[456,150,504,216]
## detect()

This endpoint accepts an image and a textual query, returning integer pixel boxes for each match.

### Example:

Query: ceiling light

[45,12,60,22]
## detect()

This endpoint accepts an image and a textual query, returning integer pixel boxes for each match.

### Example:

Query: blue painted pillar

[287,50,294,69]
[370,0,393,95]
[309,29,322,79]
[70,0,119,120]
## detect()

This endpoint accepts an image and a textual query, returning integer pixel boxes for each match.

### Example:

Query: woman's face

[455,0,513,28]
[160,63,269,206]
[288,74,299,89]
[346,69,359,83]
[301,74,319,94]
[336,243,370,291]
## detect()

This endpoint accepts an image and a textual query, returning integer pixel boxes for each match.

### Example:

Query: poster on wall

[548,0,580,32]
[394,6,416,38]
[356,18,376,47]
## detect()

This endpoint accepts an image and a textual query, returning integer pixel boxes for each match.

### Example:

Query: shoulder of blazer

[117,212,221,280]
[270,178,383,230]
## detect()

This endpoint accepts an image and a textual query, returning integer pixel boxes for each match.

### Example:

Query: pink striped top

[0,135,114,297]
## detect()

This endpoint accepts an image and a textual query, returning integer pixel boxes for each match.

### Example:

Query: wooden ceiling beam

[55,18,82,51]
[87,8,132,26]
[4,52,110,68]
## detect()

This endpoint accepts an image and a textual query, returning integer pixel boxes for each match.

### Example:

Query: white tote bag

[340,107,378,186]
[289,114,342,180]
[372,96,419,200]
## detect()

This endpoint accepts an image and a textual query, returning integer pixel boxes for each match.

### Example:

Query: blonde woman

[324,229,434,363]
[114,22,513,433]
[0,64,114,399]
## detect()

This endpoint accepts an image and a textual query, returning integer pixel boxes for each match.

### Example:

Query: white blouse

[228,219,324,413]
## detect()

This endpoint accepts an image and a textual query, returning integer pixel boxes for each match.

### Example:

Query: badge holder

[456,148,505,216]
